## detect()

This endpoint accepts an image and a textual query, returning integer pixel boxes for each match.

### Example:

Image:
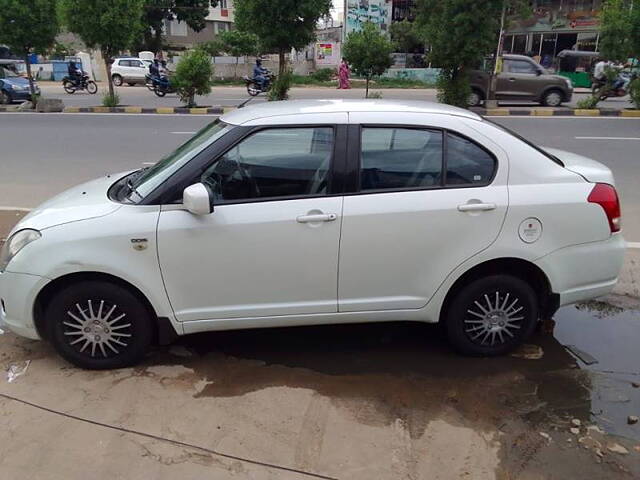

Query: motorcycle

[591,71,637,101]
[244,71,274,96]
[62,74,97,94]
[151,75,175,97]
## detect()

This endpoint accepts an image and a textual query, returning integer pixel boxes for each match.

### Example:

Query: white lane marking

[170,131,197,134]
[0,206,32,212]
[142,162,156,165]
[628,242,640,249]
[575,136,640,140]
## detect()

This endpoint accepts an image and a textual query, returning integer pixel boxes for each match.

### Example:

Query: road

[2,112,639,241]
[36,83,634,110]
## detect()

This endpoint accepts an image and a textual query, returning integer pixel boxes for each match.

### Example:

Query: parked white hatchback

[110,57,152,86]
[0,100,625,369]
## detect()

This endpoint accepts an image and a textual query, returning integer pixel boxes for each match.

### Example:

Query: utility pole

[486,0,507,108]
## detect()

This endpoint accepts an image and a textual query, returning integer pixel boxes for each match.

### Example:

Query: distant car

[0,60,39,104]
[0,100,624,369]
[110,57,152,86]
[469,54,574,107]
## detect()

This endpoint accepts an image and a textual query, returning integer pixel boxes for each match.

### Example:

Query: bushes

[629,77,640,109]
[102,92,120,107]
[268,69,293,101]
[310,68,335,82]
[173,49,213,107]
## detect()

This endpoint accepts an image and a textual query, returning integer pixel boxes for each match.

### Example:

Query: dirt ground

[1,211,639,479]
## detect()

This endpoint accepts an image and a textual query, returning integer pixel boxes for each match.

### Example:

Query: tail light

[588,183,621,233]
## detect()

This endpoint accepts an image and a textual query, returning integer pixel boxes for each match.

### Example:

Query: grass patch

[208,74,435,89]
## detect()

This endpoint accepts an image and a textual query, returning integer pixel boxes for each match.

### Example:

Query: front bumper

[0,271,48,340]
[4,87,39,102]
[535,234,625,306]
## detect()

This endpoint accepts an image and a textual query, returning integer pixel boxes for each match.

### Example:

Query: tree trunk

[104,49,115,100]
[365,77,370,98]
[487,0,507,106]
[235,57,239,79]
[24,51,37,106]
[278,49,286,76]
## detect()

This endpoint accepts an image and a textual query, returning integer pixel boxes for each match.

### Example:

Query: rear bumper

[0,271,47,340]
[535,234,625,306]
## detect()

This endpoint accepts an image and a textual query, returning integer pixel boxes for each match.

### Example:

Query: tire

[63,81,76,94]
[46,281,154,369]
[445,275,538,356]
[86,80,98,94]
[0,90,11,104]
[247,82,260,96]
[154,87,166,97]
[467,89,484,107]
[146,82,154,91]
[112,74,123,87]
[542,89,563,107]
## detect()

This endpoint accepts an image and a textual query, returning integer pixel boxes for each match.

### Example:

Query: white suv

[110,57,151,86]
[0,100,625,369]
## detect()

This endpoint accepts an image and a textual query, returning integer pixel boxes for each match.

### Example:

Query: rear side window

[119,60,130,67]
[360,128,443,191]
[446,133,496,186]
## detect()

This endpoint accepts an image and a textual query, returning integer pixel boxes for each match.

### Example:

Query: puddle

[553,303,640,441]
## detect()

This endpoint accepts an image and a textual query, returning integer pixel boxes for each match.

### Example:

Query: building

[504,0,602,61]
[164,0,234,50]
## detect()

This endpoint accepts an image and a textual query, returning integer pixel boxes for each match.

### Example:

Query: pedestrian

[338,58,351,89]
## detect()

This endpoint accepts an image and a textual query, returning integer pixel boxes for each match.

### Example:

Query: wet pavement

[1,211,640,478]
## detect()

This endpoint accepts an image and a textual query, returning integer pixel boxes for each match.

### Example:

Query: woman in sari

[338,58,351,89]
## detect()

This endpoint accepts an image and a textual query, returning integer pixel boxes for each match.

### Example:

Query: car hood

[12,173,128,234]
[543,147,615,185]
[1,77,30,88]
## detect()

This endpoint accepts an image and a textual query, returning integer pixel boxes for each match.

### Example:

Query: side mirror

[536,69,543,76]
[183,183,213,215]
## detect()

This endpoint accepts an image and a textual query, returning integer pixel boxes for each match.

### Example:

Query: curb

[472,107,640,117]
[0,105,229,114]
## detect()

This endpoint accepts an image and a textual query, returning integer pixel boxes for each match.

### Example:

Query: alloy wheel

[463,291,525,347]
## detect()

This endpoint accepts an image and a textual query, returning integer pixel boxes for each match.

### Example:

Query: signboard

[345,0,392,36]
[508,4,601,33]
[316,42,341,65]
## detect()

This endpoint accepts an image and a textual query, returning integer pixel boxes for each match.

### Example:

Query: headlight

[565,78,573,89]
[0,229,41,272]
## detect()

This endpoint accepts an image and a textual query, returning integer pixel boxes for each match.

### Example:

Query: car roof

[221,99,482,125]
[503,54,536,61]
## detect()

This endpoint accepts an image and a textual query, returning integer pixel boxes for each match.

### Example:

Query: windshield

[126,120,235,202]
[0,65,19,78]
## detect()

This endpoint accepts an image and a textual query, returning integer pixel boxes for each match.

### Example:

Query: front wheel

[0,90,11,104]
[246,82,260,96]
[542,89,563,107]
[112,74,123,87]
[86,80,98,94]
[445,275,538,356]
[46,281,154,369]
[154,87,166,97]
[63,81,76,94]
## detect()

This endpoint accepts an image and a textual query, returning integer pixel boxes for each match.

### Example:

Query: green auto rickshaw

[555,50,600,88]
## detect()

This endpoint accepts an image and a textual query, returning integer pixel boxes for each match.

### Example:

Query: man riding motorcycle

[67,60,83,87]
[253,58,269,91]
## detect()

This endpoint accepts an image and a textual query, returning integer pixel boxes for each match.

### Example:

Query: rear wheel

[542,89,563,107]
[46,281,154,369]
[86,80,98,94]
[63,81,76,94]
[445,275,538,356]
[247,82,260,96]
[112,74,123,87]
[467,89,484,107]
[154,87,166,97]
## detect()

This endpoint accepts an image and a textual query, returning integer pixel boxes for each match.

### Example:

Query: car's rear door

[338,112,508,312]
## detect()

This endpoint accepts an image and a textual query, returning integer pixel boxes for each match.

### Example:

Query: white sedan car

[0,100,625,369]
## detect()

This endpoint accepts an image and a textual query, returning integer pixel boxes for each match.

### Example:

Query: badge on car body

[131,238,148,251]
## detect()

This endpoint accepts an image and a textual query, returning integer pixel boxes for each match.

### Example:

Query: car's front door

[338,114,508,312]
[497,58,541,100]
[157,124,346,322]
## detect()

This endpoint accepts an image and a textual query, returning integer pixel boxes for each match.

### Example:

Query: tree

[0,0,59,103]
[389,19,422,54]
[343,22,394,98]
[217,30,259,78]
[173,48,212,107]
[600,0,634,63]
[59,0,146,102]
[415,0,503,107]
[234,0,331,75]
[140,0,219,53]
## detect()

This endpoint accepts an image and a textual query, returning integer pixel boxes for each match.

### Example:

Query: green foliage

[268,70,293,101]
[173,49,213,107]
[199,39,224,57]
[311,68,335,82]
[599,0,634,63]
[415,0,504,107]
[629,77,640,109]
[389,19,422,53]
[577,96,599,109]
[218,30,259,58]
[102,92,120,107]
[343,22,394,97]
[0,0,60,101]
[367,91,383,99]
[140,1,219,52]
[235,0,331,74]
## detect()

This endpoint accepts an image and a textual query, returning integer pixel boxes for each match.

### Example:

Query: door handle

[296,213,337,223]
[457,203,497,212]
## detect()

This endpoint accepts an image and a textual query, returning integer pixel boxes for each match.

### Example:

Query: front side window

[505,59,538,74]
[360,128,443,191]
[446,133,496,186]
[201,127,334,202]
